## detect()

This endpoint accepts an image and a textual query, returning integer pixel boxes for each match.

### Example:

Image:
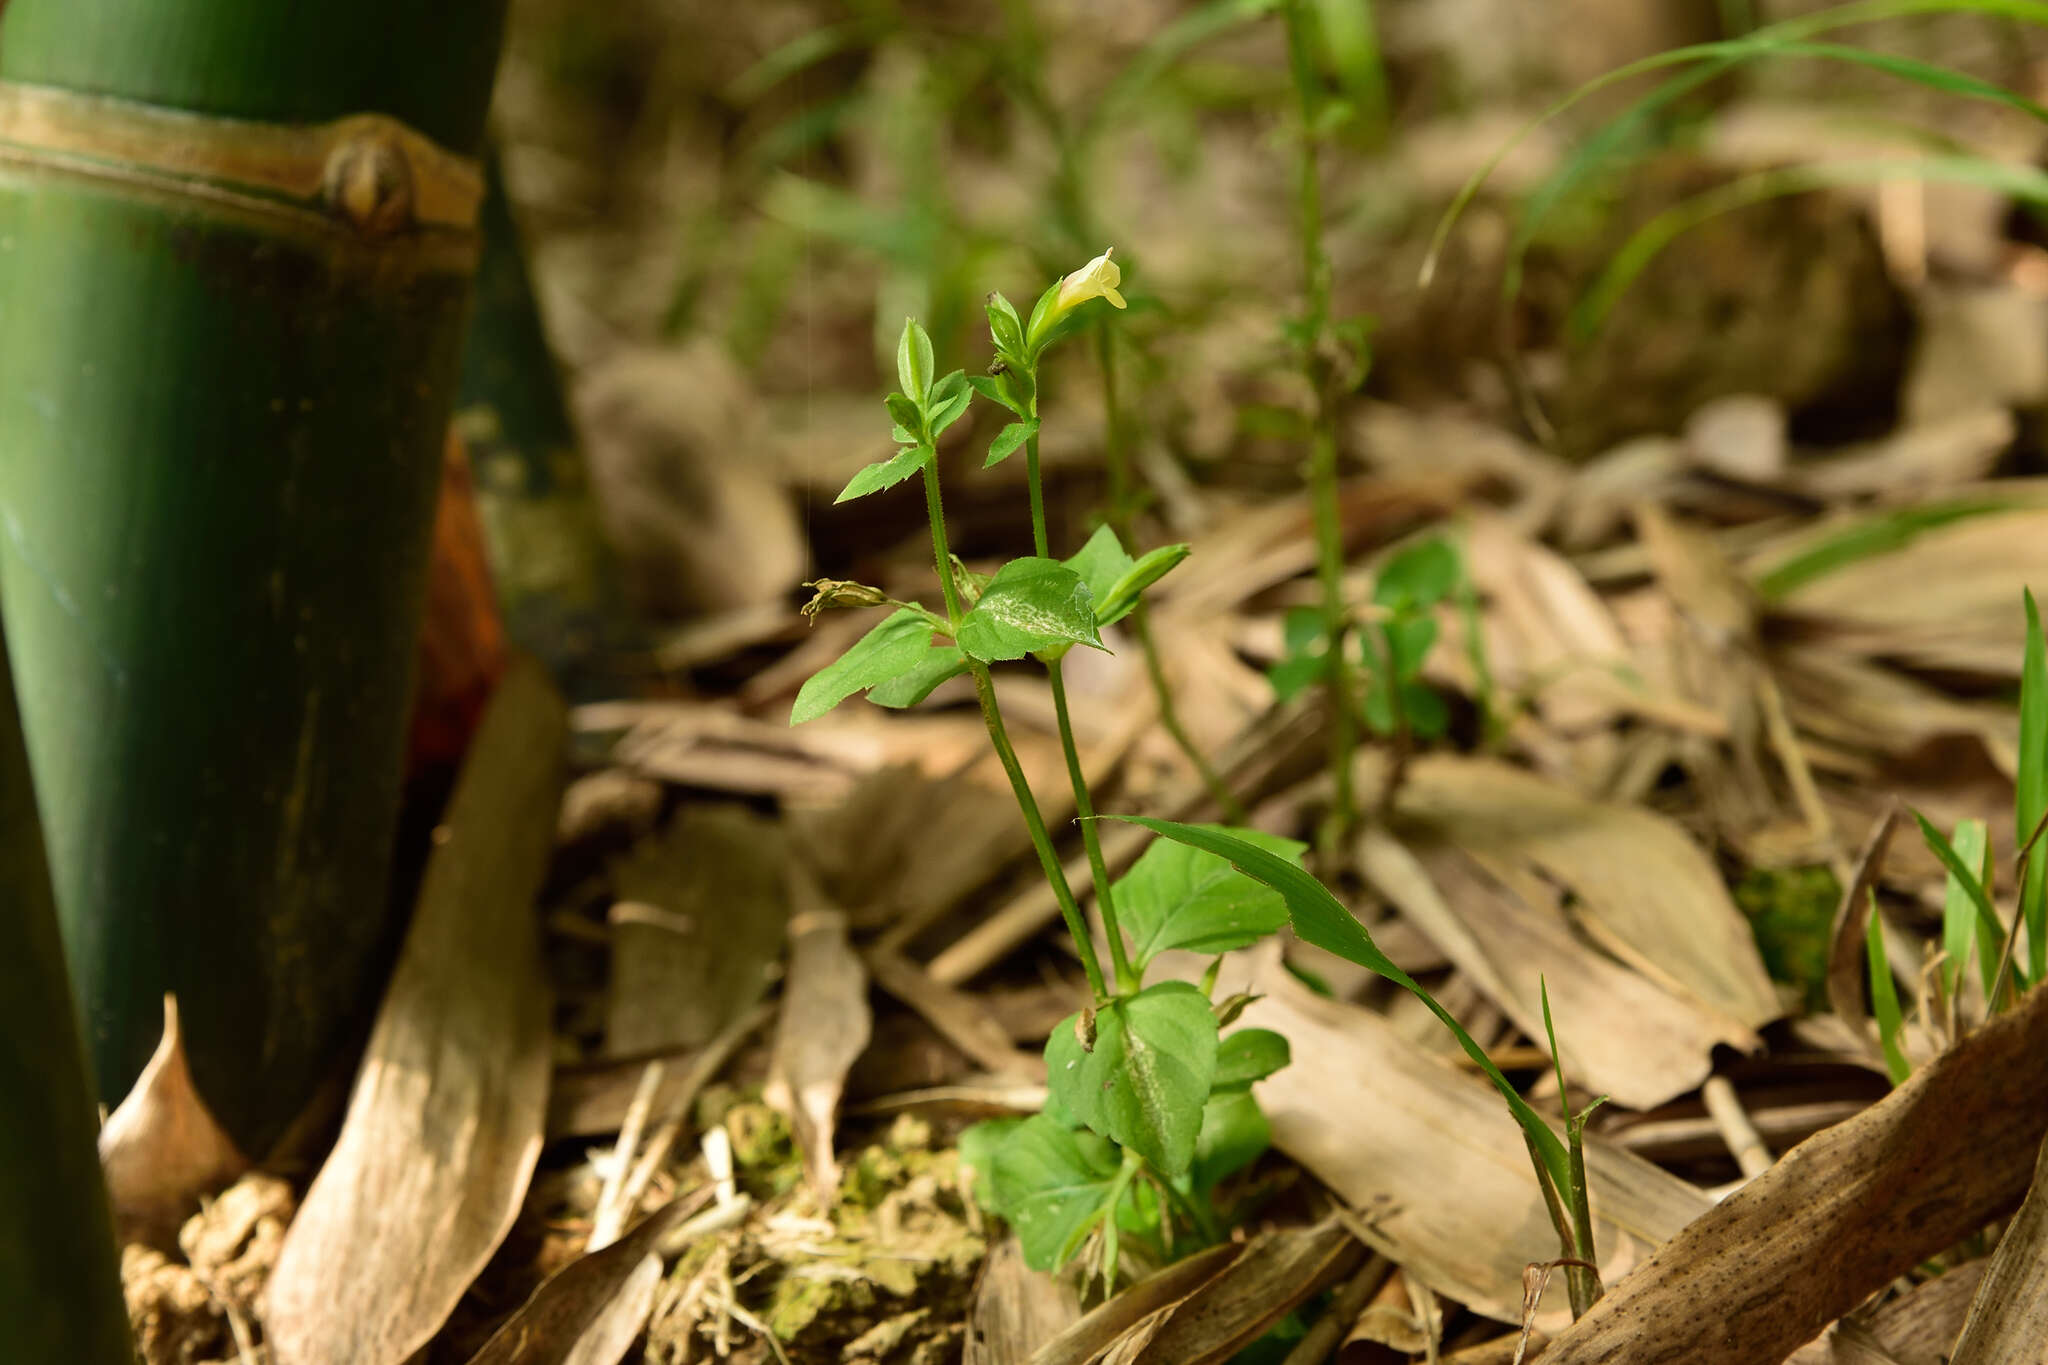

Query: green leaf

[1097,544,1191,627]
[1402,681,1449,740]
[988,1114,1126,1270]
[958,1117,1025,1214]
[986,419,1040,468]
[897,317,935,405]
[1866,897,1912,1088]
[928,370,972,436]
[790,609,935,725]
[1941,819,1992,1000]
[1914,809,2019,994]
[1267,649,1326,704]
[1064,524,1135,604]
[1385,615,1439,679]
[986,291,1025,357]
[1269,608,1328,702]
[956,558,1105,662]
[1112,817,1573,1192]
[1114,827,1305,968]
[835,443,935,503]
[1191,1089,1269,1194]
[884,391,922,437]
[958,374,1024,417]
[2023,590,2047,982]
[1754,499,2009,601]
[1373,538,1460,610]
[866,645,969,709]
[1045,982,1218,1175]
[1213,1028,1290,1090]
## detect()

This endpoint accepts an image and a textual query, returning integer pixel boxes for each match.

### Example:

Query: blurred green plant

[1423,0,2048,373]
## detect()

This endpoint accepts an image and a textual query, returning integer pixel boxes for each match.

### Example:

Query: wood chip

[264,659,562,1365]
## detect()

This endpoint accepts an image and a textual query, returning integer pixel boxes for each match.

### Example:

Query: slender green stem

[920,461,1106,998]
[1284,0,1357,858]
[1024,358,1134,992]
[971,661,1109,1002]
[1048,659,1137,993]
[1024,428,1050,560]
[1098,328,1246,821]
[922,460,965,628]
[1564,1119,1603,1318]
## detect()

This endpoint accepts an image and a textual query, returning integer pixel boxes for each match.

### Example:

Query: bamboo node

[321,130,414,237]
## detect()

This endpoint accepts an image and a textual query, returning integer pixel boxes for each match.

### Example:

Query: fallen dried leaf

[1948,1132,2048,1363]
[605,804,787,1057]
[965,1236,1082,1365]
[1395,755,1780,1038]
[1358,829,1744,1109]
[763,891,872,1202]
[463,1190,713,1365]
[265,658,562,1365]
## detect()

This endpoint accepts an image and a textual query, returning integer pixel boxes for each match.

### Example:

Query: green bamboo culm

[0,615,132,1362]
[0,0,510,1153]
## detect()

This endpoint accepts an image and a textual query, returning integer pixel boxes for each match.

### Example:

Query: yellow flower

[1054,248,1127,313]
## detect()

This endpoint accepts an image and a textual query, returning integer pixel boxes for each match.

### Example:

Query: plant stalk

[1024,362,1136,994]
[921,461,1107,1001]
[1283,0,1358,858]
[1048,659,1137,993]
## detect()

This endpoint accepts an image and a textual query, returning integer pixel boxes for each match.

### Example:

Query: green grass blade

[1574,158,2048,339]
[1753,499,2012,601]
[1112,816,1572,1190]
[1940,819,1992,999]
[1914,810,2018,992]
[1865,896,1913,1086]
[2022,591,2048,981]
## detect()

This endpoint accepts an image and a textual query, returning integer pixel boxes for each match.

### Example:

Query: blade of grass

[1866,896,1913,1086]
[1915,810,2020,994]
[1941,819,1993,1000]
[2022,591,2047,981]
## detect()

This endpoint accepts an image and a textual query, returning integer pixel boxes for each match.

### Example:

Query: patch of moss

[1734,864,1841,1013]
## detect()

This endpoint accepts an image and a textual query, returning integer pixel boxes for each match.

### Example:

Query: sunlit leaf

[987,1114,1126,1270]
[956,558,1105,661]
[1114,828,1305,967]
[1045,982,1218,1175]
[835,443,935,504]
[1113,817,1572,1190]
[790,609,934,724]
